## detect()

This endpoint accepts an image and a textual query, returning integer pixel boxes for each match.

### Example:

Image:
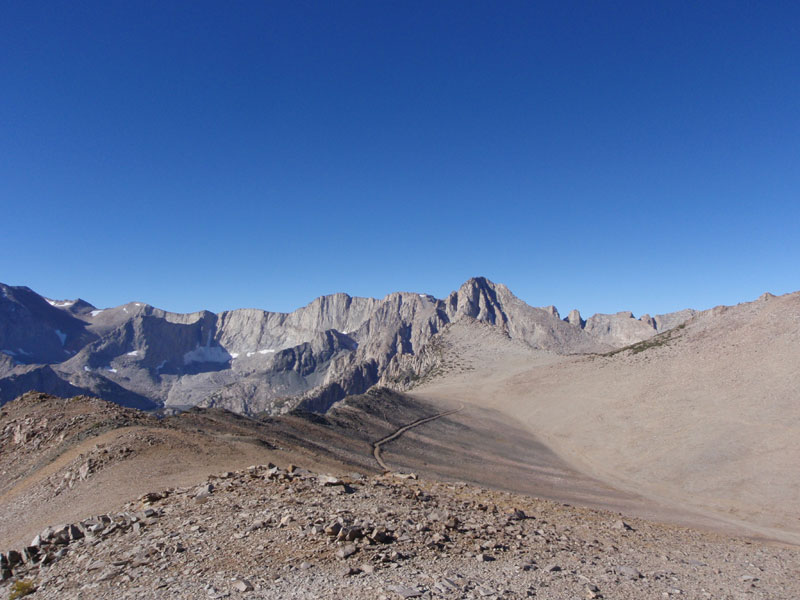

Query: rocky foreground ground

[2,463,797,600]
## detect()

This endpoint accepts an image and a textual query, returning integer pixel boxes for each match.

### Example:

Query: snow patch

[246,348,277,357]
[135,303,142,306]
[90,309,104,317]
[123,307,128,313]
[47,299,75,307]
[84,366,91,372]
[55,329,67,345]
[126,350,139,356]
[105,367,117,373]
[230,352,239,359]
[183,345,231,365]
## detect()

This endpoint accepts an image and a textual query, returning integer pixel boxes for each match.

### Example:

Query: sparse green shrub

[9,580,36,599]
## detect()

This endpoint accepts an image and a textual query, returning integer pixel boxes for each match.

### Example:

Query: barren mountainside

[2,285,800,598]
[2,392,799,599]
[0,278,689,415]
[410,289,800,545]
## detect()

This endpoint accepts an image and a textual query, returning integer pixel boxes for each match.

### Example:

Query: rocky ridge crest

[0,279,690,415]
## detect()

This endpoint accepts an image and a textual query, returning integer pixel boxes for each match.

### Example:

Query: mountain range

[0,277,694,414]
[3,276,800,598]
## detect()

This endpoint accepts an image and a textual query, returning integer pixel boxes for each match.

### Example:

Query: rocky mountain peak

[541,305,560,319]
[0,278,699,416]
[446,277,509,327]
[566,309,584,327]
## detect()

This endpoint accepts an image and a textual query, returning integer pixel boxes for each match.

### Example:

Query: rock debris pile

[2,463,798,599]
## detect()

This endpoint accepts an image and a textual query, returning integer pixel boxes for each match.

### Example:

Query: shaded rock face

[0,278,694,415]
[0,284,97,369]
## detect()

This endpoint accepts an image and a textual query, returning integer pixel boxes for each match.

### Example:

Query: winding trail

[371,404,464,471]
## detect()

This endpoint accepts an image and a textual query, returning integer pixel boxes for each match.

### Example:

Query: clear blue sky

[2,1,799,317]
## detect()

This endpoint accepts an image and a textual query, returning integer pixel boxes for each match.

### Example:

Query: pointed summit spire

[566,309,584,328]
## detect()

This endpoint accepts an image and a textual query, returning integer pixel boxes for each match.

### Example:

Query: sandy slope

[414,292,800,545]
[0,387,682,553]
[0,397,366,549]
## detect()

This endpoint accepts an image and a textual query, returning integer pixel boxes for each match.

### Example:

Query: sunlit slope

[414,292,800,543]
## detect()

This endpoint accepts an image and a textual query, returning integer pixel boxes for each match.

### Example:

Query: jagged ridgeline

[0,278,693,415]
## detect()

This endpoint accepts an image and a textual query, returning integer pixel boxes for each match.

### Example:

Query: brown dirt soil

[413,292,800,545]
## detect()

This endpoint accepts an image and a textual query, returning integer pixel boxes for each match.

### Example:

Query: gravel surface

[3,463,798,599]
